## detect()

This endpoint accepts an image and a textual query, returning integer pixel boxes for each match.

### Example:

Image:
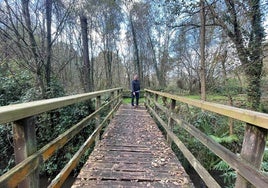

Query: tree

[207,0,267,187]
[80,14,92,92]
[0,0,75,98]
[45,0,53,91]
[200,0,206,100]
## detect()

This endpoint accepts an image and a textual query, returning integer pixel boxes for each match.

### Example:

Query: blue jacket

[131,80,140,92]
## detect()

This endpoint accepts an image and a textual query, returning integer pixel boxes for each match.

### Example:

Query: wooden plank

[72,104,193,188]
[0,98,117,188]
[0,88,122,124]
[147,104,221,188]
[147,102,268,187]
[145,89,268,129]
[167,99,176,145]
[13,117,39,188]
[72,179,189,188]
[48,101,121,188]
[81,162,183,172]
[77,170,190,182]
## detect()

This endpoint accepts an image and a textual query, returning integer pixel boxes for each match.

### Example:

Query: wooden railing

[144,89,268,188]
[0,88,123,188]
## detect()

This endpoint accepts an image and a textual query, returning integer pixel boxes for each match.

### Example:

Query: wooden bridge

[0,88,268,188]
[72,104,192,187]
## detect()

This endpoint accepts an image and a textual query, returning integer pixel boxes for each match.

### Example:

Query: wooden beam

[167,99,176,145]
[48,100,122,188]
[95,95,101,142]
[146,104,221,188]
[13,117,39,188]
[0,88,122,124]
[145,89,268,129]
[145,97,268,187]
[0,95,121,188]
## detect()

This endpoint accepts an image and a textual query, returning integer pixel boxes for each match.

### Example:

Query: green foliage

[261,150,268,174]
[214,161,236,187]
[0,125,14,176]
[210,135,239,144]
[0,69,33,105]
[211,78,243,96]
[37,101,95,177]
[0,72,97,177]
[45,78,66,98]
[172,108,243,187]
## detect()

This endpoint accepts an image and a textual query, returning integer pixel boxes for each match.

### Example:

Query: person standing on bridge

[131,74,140,108]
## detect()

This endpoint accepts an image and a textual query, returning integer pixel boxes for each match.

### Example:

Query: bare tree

[80,14,92,92]
[0,0,75,98]
[200,0,206,100]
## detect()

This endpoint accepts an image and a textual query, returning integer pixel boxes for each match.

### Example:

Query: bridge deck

[72,104,193,188]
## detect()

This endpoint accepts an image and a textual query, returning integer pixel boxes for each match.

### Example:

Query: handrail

[0,87,121,124]
[0,88,123,188]
[145,89,268,129]
[144,89,268,188]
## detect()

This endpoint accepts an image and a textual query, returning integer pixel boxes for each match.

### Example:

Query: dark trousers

[131,91,140,106]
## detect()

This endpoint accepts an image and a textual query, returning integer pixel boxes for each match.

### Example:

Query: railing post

[95,96,101,142]
[167,99,176,146]
[13,117,39,188]
[144,91,147,108]
[110,91,116,120]
[162,96,167,108]
[117,89,120,104]
[154,94,159,112]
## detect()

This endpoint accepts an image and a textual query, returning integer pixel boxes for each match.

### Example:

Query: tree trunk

[221,49,234,135]
[80,14,91,92]
[89,18,94,91]
[116,49,121,86]
[45,0,52,94]
[130,14,141,80]
[21,0,46,98]
[148,31,162,88]
[200,0,206,101]
[238,1,266,186]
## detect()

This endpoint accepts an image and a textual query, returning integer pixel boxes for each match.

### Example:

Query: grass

[186,95,228,101]
[122,97,145,105]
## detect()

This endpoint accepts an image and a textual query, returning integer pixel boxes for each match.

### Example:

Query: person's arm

[131,80,135,95]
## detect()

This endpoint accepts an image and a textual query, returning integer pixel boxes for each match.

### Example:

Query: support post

[154,94,159,112]
[117,89,120,104]
[13,117,39,188]
[162,96,167,107]
[144,91,147,108]
[111,91,115,117]
[95,96,101,142]
[167,99,176,146]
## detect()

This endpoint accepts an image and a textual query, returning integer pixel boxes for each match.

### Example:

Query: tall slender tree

[200,0,206,100]
[80,14,92,92]
[45,0,52,92]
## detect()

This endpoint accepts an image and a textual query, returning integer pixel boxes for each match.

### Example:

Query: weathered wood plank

[0,97,120,188]
[146,97,268,188]
[147,104,221,188]
[0,88,122,124]
[71,104,193,188]
[145,89,268,129]
[48,101,121,188]
[72,179,190,188]
[13,117,39,188]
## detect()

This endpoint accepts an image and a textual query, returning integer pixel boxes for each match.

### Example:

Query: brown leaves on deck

[72,104,193,188]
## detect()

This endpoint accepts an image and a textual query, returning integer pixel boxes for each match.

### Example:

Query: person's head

[134,74,138,80]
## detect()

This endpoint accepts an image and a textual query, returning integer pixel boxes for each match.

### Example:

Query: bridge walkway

[71,104,193,188]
